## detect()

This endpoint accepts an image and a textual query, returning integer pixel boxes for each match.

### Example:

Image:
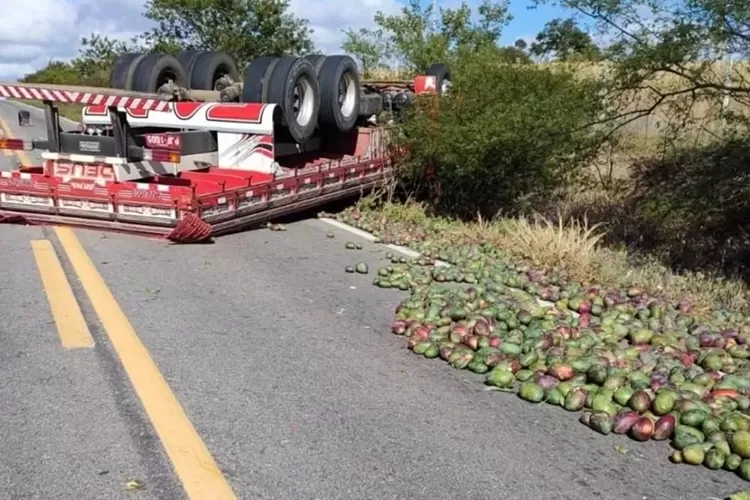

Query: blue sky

[499,0,573,45]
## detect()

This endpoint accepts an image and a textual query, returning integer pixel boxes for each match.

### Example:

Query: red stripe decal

[206,103,264,123]
[84,105,108,116]
[173,102,204,120]
[126,107,150,119]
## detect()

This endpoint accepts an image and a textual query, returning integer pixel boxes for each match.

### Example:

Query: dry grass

[356,200,750,313]
[365,67,414,80]
[493,214,606,277]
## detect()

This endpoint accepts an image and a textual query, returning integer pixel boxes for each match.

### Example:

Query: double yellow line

[0,113,237,499]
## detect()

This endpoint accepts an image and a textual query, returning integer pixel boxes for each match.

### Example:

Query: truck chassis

[0,52,449,243]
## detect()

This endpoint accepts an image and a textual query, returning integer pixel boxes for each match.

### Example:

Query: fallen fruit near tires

[629,416,655,441]
[519,382,544,403]
[335,206,750,482]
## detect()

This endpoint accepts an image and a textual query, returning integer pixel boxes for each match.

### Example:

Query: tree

[341,28,391,78]
[496,46,532,63]
[346,0,511,74]
[72,34,146,87]
[142,0,315,68]
[530,18,601,61]
[531,0,750,133]
[514,38,528,50]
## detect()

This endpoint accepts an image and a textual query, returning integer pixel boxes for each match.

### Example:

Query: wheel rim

[213,65,234,91]
[292,75,315,127]
[159,69,178,88]
[338,71,357,118]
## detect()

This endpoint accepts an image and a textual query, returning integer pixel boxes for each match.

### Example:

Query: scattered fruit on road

[332,206,750,485]
[355,262,369,274]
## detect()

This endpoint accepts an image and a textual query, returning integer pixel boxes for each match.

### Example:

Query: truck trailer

[0,51,450,242]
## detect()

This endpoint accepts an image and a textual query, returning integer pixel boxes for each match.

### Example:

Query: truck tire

[305,54,326,74]
[241,56,278,104]
[266,56,320,144]
[131,54,189,93]
[317,55,360,133]
[110,52,145,90]
[427,63,451,95]
[189,51,239,91]
[177,50,206,84]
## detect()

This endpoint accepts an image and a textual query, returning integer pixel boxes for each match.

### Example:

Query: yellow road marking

[31,239,94,349]
[53,226,237,500]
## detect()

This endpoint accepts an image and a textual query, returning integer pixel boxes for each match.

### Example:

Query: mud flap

[18,110,30,127]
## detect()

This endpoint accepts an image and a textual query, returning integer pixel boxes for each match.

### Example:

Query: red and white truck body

[0,52,447,242]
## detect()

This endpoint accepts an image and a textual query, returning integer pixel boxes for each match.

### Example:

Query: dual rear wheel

[110,51,238,93]
[241,54,360,143]
[110,51,361,144]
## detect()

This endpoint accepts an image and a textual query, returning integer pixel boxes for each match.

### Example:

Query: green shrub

[393,47,606,218]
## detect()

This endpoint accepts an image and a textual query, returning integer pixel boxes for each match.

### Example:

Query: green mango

[703,448,726,470]
[545,388,564,406]
[731,430,750,458]
[519,382,544,403]
[614,387,634,406]
[739,459,750,481]
[682,443,707,465]
[724,454,742,471]
[468,360,489,374]
[485,368,514,388]
[652,390,678,416]
[680,409,708,428]
[672,425,705,450]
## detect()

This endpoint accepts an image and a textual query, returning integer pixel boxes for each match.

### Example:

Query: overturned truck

[0,51,451,242]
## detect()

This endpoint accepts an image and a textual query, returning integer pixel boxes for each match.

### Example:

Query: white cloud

[291,0,401,53]
[0,0,402,81]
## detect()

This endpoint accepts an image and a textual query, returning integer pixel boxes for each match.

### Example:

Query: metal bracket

[108,107,130,160]
[43,100,61,152]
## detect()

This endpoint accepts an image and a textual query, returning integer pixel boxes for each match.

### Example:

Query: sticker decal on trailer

[0,192,54,207]
[52,161,115,185]
[222,134,274,164]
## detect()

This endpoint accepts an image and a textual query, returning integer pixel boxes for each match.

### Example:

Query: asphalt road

[0,99,748,500]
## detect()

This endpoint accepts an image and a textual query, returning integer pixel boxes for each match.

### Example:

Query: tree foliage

[343,0,512,74]
[21,35,146,87]
[142,0,314,68]
[530,18,602,61]
[394,47,605,218]
[341,28,391,78]
[72,35,146,86]
[496,46,532,64]
[20,61,80,85]
[532,0,750,133]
